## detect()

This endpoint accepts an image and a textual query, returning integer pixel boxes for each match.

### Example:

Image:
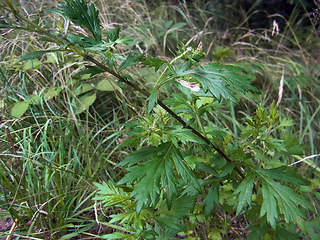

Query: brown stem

[84,55,245,179]
[2,1,245,179]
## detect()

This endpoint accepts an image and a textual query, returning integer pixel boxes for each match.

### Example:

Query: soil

[0,217,14,240]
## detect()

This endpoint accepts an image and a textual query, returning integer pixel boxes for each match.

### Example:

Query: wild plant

[0,0,319,239]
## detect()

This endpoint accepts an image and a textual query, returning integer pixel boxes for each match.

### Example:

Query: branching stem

[84,55,245,179]
[2,1,245,179]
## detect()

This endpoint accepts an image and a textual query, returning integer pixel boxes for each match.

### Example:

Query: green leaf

[155,217,181,232]
[117,145,199,213]
[74,92,96,114]
[93,182,129,207]
[203,182,220,217]
[23,59,41,70]
[176,63,258,102]
[147,91,158,113]
[234,173,255,215]
[274,226,299,240]
[171,147,201,192]
[60,0,101,41]
[208,228,223,240]
[43,86,59,100]
[156,195,195,231]
[257,167,306,186]
[58,223,95,240]
[109,208,151,230]
[168,127,206,146]
[163,194,195,218]
[11,101,29,118]
[265,138,286,152]
[197,162,219,176]
[117,144,167,167]
[106,27,120,42]
[74,66,105,76]
[43,54,59,64]
[258,172,312,229]
[18,50,61,62]
[142,57,167,72]
[184,155,199,170]
[298,216,320,240]
[95,79,119,91]
[279,118,293,127]
[26,94,40,105]
[101,232,131,239]
[128,157,175,212]
[212,46,235,62]
[74,83,94,96]
[118,53,145,71]
[161,155,178,208]
[247,224,269,240]
[282,134,305,155]
[66,32,97,47]
[118,145,176,213]
[218,163,236,177]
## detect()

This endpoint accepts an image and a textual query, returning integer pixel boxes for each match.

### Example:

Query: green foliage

[1,0,319,239]
[73,91,96,114]
[258,169,310,229]
[142,57,167,72]
[175,63,258,102]
[212,46,235,62]
[11,100,29,117]
[59,0,102,42]
[119,53,145,71]
[233,173,255,215]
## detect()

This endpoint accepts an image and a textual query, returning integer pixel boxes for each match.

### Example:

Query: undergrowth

[0,0,319,239]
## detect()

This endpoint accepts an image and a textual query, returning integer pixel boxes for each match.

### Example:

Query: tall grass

[1,10,125,236]
[1,0,319,238]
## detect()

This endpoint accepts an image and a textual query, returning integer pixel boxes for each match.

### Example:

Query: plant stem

[2,1,245,179]
[84,55,245,179]
[154,47,192,89]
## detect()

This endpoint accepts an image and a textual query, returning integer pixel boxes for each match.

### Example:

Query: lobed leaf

[203,182,220,217]
[234,173,255,215]
[176,63,258,102]
[116,144,167,167]
[93,182,129,207]
[155,194,196,231]
[258,172,312,229]
[106,27,120,42]
[129,158,168,212]
[257,167,306,186]
[142,57,167,72]
[60,0,101,41]
[168,127,207,146]
[118,53,145,71]
[171,147,201,192]
[118,145,176,213]
[118,144,200,213]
